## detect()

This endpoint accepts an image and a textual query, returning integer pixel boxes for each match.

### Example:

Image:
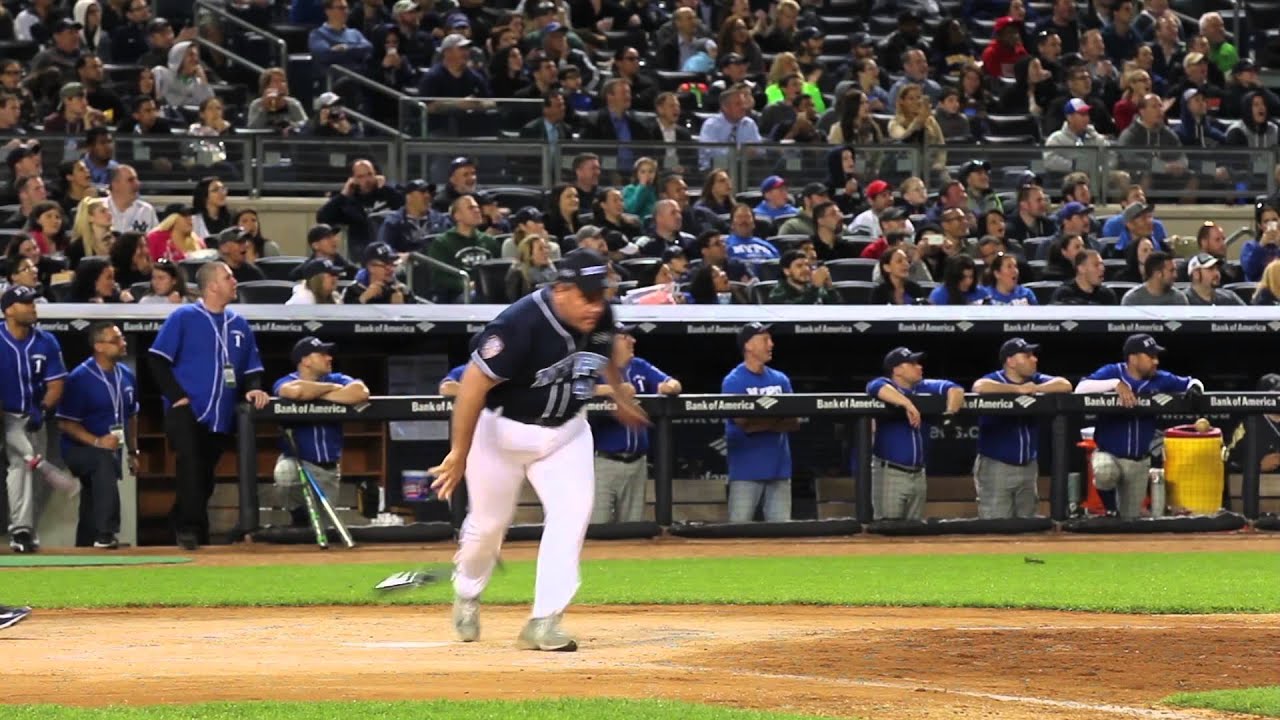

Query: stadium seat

[128,281,151,299]
[475,259,515,303]
[256,256,308,281]
[1103,281,1138,295]
[1098,237,1122,258]
[48,281,72,302]
[179,258,209,284]
[1224,281,1258,304]
[489,187,546,212]
[768,235,810,252]
[824,258,878,282]
[1024,280,1062,305]
[830,280,877,304]
[236,280,297,304]
[750,280,777,304]
[1025,259,1047,281]
[619,257,664,286]
[1103,259,1129,281]
[754,258,782,281]
[1022,236,1054,260]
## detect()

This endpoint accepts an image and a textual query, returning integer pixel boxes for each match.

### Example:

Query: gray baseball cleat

[518,612,577,652]
[453,595,480,642]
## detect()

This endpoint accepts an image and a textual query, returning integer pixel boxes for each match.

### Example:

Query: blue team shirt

[273,371,355,465]
[57,359,139,453]
[976,370,1052,465]
[866,377,962,468]
[591,357,671,455]
[0,325,67,415]
[149,302,264,433]
[1085,363,1194,459]
[722,363,792,482]
[443,364,466,383]
[984,285,1038,305]
[725,233,780,262]
[471,287,616,425]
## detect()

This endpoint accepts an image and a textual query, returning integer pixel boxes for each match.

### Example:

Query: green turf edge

[0,699,846,720]
[5,552,1279,614]
[1165,687,1280,717]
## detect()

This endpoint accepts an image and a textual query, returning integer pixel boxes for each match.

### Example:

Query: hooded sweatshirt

[1225,91,1280,149]
[1116,114,1187,169]
[1175,99,1227,147]
[153,42,214,109]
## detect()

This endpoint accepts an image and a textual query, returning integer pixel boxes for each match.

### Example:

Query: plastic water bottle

[1067,472,1082,515]
[1149,468,1166,517]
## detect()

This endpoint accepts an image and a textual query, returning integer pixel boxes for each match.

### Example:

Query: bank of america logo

[1060,321,1078,331]
[1015,396,1036,408]
[1164,321,1181,331]
[709,437,727,456]
[956,321,973,331]
[1271,321,1280,332]
[71,320,89,331]
[1152,393,1172,406]
[638,323,656,333]
[304,321,322,332]
[417,322,435,333]
[755,396,778,409]
[854,322,871,332]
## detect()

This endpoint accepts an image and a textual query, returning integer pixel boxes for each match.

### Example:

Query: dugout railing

[236,391,1279,540]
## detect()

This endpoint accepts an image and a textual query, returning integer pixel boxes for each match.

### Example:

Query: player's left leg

[521,415,595,650]
[761,478,791,522]
[1011,462,1039,518]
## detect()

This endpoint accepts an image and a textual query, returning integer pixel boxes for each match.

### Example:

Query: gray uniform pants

[272,456,342,512]
[872,459,927,521]
[591,455,647,524]
[5,412,47,534]
[974,456,1039,519]
[727,478,791,522]
[1091,451,1151,519]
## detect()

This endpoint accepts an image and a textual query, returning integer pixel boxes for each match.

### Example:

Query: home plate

[342,641,452,649]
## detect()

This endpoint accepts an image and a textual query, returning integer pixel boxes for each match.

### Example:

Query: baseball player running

[428,249,648,652]
[866,348,964,521]
[0,605,31,630]
[1075,334,1202,519]
[972,338,1071,519]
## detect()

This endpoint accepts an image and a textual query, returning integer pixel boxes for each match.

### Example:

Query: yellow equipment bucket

[1164,425,1225,514]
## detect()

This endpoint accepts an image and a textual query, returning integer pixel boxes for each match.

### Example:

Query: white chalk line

[636,662,1216,720]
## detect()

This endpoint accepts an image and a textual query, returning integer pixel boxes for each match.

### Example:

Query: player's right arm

[430,362,500,500]
[277,380,346,400]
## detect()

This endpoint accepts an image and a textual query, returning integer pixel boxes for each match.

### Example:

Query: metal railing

[195,0,288,68]
[406,252,472,303]
[193,35,266,77]
[326,66,427,139]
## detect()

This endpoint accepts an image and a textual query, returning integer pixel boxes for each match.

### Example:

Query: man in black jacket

[315,158,403,259]
[519,90,572,143]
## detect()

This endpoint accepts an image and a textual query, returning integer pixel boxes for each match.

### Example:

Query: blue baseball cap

[1064,97,1091,115]
[543,21,568,35]
[1057,201,1093,220]
[760,175,787,193]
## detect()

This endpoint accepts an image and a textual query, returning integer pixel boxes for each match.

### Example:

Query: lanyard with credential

[90,362,123,426]
[203,307,234,388]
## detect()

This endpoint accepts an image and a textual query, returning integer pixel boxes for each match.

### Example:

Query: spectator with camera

[1242,204,1280,282]
[344,242,417,304]
[307,92,362,137]
[247,68,307,134]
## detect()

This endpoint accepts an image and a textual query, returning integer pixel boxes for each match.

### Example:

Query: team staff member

[57,322,139,549]
[149,262,269,550]
[1,285,67,554]
[591,323,682,524]
[866,348,964,521]
[971,338,1071,519]
[427,249,647,652]
[723,323,799,523]
[273,337,370,527]
[1075,334,1202,519]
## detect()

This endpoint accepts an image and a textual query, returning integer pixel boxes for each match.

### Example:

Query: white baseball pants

[454,409,594,618]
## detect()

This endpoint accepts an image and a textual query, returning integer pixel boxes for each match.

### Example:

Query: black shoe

[176,531,199,551]
[8,530,36,554]
[93,533,119,549]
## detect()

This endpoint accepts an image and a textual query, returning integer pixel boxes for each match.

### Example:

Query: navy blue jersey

[976,369,1053,465]
[0,325,67,414]
[57,359,140,453]
[470,287,616,425]
[149,302,264,433]
[273,371,355,464]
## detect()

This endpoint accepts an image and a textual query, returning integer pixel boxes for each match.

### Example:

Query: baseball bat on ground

[282,430,328,550]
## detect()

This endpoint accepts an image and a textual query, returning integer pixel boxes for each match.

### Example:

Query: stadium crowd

[2,0,1280,306]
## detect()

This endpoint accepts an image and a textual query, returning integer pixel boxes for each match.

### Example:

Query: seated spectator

[476,192,509,237]
[758,74,819,141]
[153,41,215,109]
[540,184,580,246]
[144,207,203,262]
[1183,252,1243,305]
[1172,51,1225,116]
[684,263,744,304]
[1,255,48,302]
[1113,68,1152,132]
[635,199,693,258]
[1044,98,1111,174]
[929,19,976,79]
[755,1,801,56]
[848,180,894,239]
[419,34,490,127]
[1050,249,1116,304]
[888,49,942,110]
[2,175,47,231]
[1043,233,1085,280]
[1117,93,1191,191]
[1004,184,1055,242]
[296,224,357,278]
[982,16,1029,79]
[898,176,930,216]
[287,258,343,305]
[215,227,264,283]
[0,93,26,141]
[807,202,846,262]
[31,18,84,86]
[982,252,1037,305]
[191,177,233,239]
[1122,250,1186,305]
[505,235,557,300]
[5,232,61,289]
[860,208,915,261]
[368,26,417,108]
[432,156,479,213]
[68,196,115,268]
[247,67,307,133]
[1190,221,1242,284]
[109,0,152,64]
[43,83,108,146]
[870,247,926,304]
[823,146,865,217]
[236,209,280,260]
[316,159,402,256]
[75,55,124,123]
[54,159,95,219]
[777,183,829,237]
[1120,236,1155,283]
[80,127,120,189]
[929,254,987,305]
[136,257,187,304]
[503,208,556,260]
[376,180,449,253]
[519,90,571,145]
[69,256,132,302]
[724,203,778,264]
[1224,91,1279,150]
[767,249,832,304]
[108,230,151,288]
[753,176,799,221]
[1223,59,1280,121]
[1254,260,1280,305]
[487,46,526,98]
[25,201,67,255]
[306,92,363,138]
[185,97,234,171]
[890,83,946,177]
[622,157,658,221]
[697,84,762,170]
[585,188,638,244]
[138,17,182,69]
[343,242,417,304]
[309,0,373,77]
[696,170,736,219]
[935,87,975,141]
[107,165,158,234]
[1242,204,1280,282]
[426,195,499,302]
[959,160,1003,217]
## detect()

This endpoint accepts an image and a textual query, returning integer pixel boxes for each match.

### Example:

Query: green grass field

[0,699,836,720]
[5,552,1278,613]
[1165,687,1280,716]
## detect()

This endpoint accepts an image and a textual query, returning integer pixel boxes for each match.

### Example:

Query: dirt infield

[5,534,1280,720]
